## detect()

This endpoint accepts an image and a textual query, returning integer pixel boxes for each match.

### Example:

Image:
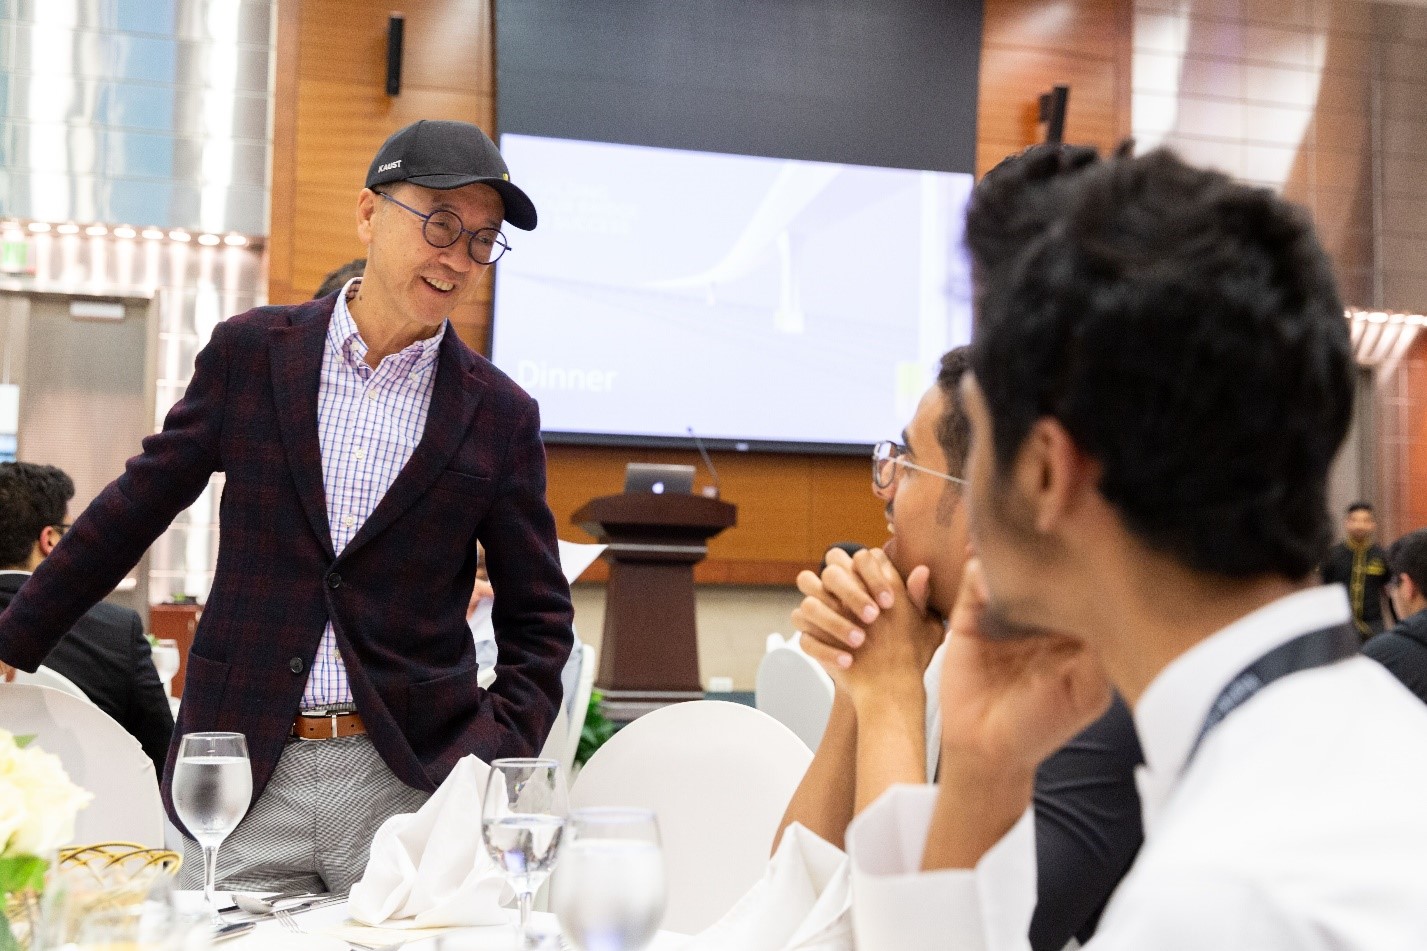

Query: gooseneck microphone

[687,426,721,499]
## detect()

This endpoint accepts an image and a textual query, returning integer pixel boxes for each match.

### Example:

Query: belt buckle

[297,709,342,740]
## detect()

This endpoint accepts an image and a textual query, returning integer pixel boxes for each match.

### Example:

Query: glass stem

[202,844,221,915]
[518,887,533,932]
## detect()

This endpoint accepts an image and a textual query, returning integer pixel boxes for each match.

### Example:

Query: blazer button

[327,572,342,589]
[289,656,305,674]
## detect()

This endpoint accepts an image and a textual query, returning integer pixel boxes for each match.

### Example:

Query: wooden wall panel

[976,0,1133,175]
[269,0,495,355]
[271,0,1137,585]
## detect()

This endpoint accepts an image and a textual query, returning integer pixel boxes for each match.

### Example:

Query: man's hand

[939,558,1111,775]
[792,546,931,667]
[920,558,1112,872]
[793,547,943,707]
[466,578,495,621]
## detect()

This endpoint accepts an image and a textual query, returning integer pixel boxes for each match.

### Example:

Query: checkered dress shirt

[302,279,445,707]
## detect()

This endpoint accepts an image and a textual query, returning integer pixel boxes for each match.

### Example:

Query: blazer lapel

[337,330,485,563]
[270,306,335,560]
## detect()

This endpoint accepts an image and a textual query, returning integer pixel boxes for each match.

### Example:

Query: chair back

[568,700,813,934]
[560,641,597,772]
[0,684,164,846]
[755,636,833,751]
[11,665,94,705]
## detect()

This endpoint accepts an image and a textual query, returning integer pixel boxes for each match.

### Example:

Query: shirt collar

[1133,584,1351,827]
[327,278,447,372]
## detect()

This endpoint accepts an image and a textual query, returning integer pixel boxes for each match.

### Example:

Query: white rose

[0,780,26,856]
[0,731,92,856]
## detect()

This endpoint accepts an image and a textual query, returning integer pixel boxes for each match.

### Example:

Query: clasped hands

[795,548,1112,782]
[792,546,943,711]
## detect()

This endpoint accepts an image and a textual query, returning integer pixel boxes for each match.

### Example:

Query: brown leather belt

[292,710,366,741]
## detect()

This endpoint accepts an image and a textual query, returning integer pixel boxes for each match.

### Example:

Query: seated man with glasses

[787,232,1141,948]
[782,346,1143,950]
[0,462,174,772]
[0,120,575,893]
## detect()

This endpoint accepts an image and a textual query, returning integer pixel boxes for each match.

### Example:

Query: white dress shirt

[848,585,1427,950]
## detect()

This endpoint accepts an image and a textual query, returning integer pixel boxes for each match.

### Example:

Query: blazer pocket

[405,661,482,759]
[432,469,491,497]
[180,650,233,729]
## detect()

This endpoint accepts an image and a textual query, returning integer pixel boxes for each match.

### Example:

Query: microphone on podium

[687,426,721,499]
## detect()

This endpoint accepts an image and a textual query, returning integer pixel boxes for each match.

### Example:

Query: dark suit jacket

[1364,608,1427,705]
[0,571,174,772]
[0,297,575,825]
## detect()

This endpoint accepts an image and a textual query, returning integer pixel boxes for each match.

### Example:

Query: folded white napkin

[347,755,510,929]
[679,823,851,951]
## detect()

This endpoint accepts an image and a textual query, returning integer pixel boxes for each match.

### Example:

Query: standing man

[0,120,574,893]
[845,148,1427,948]
[1322,502,1391,638]
[1363,528,1427,703]
[0,462,174,772]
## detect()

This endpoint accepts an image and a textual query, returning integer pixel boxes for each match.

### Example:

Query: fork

[275,909,406,951]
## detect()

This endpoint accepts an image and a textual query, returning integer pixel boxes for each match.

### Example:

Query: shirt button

[354,447,366,461]
[327,572,342,589]
[289,656,305,674]
[343,514,356,527]
[366,390,378,401]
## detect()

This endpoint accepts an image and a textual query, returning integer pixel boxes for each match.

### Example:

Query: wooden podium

[573,492,736,721]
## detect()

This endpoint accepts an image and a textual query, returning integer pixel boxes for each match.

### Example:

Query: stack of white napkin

[347,755,509,929]
[679,823,851,951]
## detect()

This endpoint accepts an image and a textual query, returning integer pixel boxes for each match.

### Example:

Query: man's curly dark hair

[966,146,1353,580]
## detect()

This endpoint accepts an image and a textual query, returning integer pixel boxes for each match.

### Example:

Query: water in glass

[482,758,569,947]
[173,731,251,916]
[554,808,666,951]
[172,754,251,843]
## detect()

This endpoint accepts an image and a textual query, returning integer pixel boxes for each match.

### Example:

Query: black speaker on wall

[386,14,404,96]
[1039,85,1070,144]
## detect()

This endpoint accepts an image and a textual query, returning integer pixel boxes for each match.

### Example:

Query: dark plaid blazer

[0,296,575,825]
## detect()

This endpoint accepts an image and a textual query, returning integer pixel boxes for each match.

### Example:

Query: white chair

[756,632,834,751]
[561,641,597,772]
[568,700,814,934]
[11,665,95,706]
[0,683,164,846]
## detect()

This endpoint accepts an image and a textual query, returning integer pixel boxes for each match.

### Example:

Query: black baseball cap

[365,120,537,231]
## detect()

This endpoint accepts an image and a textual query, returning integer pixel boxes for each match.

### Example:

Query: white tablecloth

[222,897,689,950]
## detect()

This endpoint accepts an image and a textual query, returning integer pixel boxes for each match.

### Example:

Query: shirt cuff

[847,784,1036,951]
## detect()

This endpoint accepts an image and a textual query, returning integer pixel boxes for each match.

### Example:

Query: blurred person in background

[1363,528,1427,703]
[314,258,366,301]
[1321,501,1390,638]
[0,462,173,771]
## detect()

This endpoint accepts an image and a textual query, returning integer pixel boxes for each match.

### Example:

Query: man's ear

[36,526,59,558]
[1403,574,1423,613]
[356,188,379,246]
[1018,417,1098,535]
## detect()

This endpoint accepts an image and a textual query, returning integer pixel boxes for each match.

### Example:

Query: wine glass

[481,758,568,947]
[151,639,181,697]
[553,808,666,951]
[171,732,252,916]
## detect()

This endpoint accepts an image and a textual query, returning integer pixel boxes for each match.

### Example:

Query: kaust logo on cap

[365,120,537,231]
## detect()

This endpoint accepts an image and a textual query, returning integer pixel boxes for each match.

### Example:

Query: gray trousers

[180,734,430,895]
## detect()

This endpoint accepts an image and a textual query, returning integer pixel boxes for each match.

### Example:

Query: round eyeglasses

[871,439,967,496]
[376,191,511,265]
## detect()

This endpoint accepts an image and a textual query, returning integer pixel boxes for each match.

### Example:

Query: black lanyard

[1182,622,1358,772]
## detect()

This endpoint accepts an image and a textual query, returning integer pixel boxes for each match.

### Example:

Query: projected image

[491,135,975,449]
